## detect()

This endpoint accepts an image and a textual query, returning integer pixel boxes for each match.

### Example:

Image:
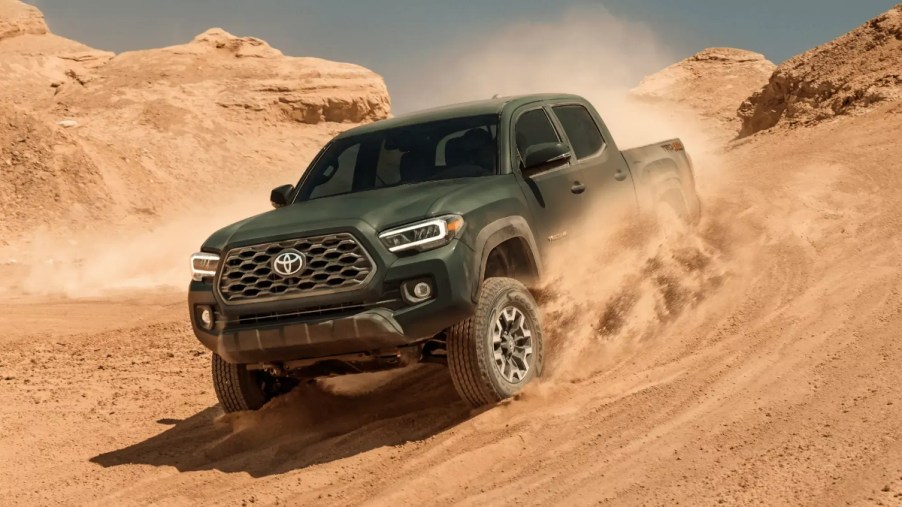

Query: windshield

[296,114,499,201]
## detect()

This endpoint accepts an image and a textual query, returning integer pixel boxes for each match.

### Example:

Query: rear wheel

[447,277,544,407]
[211,353,296,413]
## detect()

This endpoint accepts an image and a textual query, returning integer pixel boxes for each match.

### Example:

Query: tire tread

[211,353,266,413]
[447,278,538,407]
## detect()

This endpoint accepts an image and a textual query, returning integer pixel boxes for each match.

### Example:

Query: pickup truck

[188,93,701,412]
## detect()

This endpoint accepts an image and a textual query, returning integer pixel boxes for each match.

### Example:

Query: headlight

[379,215,465,253]
[190,252,220,281]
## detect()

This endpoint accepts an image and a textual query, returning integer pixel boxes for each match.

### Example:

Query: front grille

[218,233,375,303]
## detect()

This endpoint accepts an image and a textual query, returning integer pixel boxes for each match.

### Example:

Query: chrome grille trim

[217,233,376,304]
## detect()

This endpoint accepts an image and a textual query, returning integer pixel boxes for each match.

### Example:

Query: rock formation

[632,47,775,135]
[738,5,902,137]
[0,0,46,39]
[0,1,391,237]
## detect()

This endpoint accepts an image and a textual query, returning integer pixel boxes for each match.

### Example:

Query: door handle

[614,170,627,182]
[571,181,586,194]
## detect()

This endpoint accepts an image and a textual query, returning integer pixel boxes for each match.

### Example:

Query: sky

[31,0,899,113]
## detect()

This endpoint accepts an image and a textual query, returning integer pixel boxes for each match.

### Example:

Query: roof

[337,93,583,138]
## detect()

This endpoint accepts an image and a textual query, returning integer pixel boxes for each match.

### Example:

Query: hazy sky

[31,0,898,113]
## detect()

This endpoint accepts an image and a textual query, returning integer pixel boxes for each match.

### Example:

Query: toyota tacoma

[188,93,701,412]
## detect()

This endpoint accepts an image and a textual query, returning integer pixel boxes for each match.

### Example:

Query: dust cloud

[398,5,713,150]
[400,6,737,383]
[6,189,272,297]
[534,210,740,385]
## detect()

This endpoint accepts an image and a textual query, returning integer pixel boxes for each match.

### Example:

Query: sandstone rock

[0,0,47,40]
[60,27,391,126]
[0,0,114,105]
[190,28,284,59]
[0,3,391,238]
[0,104,109,234]
[738,5,902,137]
[632,48,775,134]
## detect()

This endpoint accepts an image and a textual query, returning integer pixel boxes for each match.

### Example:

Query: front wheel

[211,353,296,413]
[447,277,544,407]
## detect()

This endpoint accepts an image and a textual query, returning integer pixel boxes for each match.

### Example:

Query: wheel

[447,277,544,407]
[211,353,296,413]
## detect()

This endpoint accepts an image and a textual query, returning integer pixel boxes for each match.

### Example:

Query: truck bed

[620,138,701,220]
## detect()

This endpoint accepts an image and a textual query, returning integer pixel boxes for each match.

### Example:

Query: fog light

[198,306,214,330]
[413,282,432,299]
[402,279,434,304]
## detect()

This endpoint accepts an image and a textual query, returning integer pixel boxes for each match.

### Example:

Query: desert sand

[1,2,901,505]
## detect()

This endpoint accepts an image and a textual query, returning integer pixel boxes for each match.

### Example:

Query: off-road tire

[212,353,274,413]
[447,277,544,407]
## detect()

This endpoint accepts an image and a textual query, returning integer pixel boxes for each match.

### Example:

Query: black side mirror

[521,142,572,175]
[270,184,294,209]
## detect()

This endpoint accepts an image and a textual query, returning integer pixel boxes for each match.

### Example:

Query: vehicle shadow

[91,365,470,478]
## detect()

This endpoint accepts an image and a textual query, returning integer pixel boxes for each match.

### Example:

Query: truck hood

[202,179,485,252]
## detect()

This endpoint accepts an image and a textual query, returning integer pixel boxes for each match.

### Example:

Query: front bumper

[188,239,477,365]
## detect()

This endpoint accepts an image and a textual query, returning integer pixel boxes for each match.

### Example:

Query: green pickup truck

[188,93,701,412]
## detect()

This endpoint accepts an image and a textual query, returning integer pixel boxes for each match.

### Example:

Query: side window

[514,109,559,161]
[308,143,360,199]
[552,105,604,159]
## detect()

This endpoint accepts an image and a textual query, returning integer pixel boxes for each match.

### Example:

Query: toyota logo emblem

[272,249,305,277]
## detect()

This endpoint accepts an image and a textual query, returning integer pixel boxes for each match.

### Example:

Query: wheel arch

[633,155,701,222]
[471,216,542,301]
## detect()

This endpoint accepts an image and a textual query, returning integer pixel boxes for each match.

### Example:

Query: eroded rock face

[0,0,47,39]
[0,104,109,235]
[53,27,391,126]
[738,5,902,137]
[632,48,776,134]
[190,28,285,58]
[0,0,114,105]
[0,3,391,237]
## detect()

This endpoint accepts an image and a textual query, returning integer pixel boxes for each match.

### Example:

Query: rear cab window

[552,105,605,159]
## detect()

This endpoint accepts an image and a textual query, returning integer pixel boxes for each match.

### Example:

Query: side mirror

[521,142,572,175]
[270,184,294,209]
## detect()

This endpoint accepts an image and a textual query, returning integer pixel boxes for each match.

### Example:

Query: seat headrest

[460,128,492,151]
[445,137,467,167]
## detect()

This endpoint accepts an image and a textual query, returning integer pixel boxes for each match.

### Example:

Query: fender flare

[637,158,681,191]
[634,158,691,213]
[471,216,542,301]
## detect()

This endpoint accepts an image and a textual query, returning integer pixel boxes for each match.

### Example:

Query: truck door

[549,103,637,219]
[511,106,587,250]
